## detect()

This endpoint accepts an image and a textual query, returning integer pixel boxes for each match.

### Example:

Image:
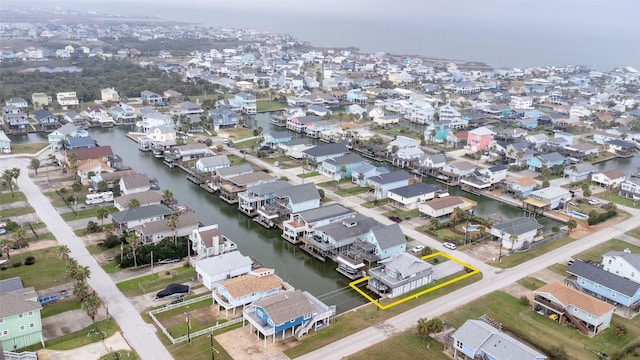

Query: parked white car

[411,245,425,254]
[588,199,600,205]
[443,242,457,250]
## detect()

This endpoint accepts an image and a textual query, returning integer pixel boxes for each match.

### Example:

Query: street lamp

[185,311,191,343]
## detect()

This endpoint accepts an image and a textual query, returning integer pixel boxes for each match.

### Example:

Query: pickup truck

[38,295,59,305]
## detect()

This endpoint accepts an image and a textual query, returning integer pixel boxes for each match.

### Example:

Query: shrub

[103,235,121,249]
[519,295,530,306]
[86,221,100,234]
[11,262,22,268]
[5,220,19,232]
[0,265,7,271]
[551,226,560,234]
[59,187,67,193]
[24,256,36,265]
[66,196,75,203]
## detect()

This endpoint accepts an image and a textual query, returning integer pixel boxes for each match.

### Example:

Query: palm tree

[81,291,101,325]
[416,317,429,340]
[567,219,577,233]
[127,231,139,268]
[2,170,15,197]
[30,158,41,176]
[73,278,90,301]
[0,239,12,261]
[71,181,83,214]
[162,189,174,207]
[96,207,109,229]
[10,168,20,185]
[65,258,80,279]
[73,265,91,283]
[128,198,140,209]
[56,245,70,264]
[12,227,27,264]
[166,214,179,246]
[509,233,518,251]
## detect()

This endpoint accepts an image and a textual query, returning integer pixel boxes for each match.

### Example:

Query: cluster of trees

[0,225,29,267]
[587,202,618,225]
[416,317,443,340]
[117,237,187,269]
[1,168,21,197]
[57,245,101,326]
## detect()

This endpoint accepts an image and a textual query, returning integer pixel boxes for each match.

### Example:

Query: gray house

[302,143,350,170]
[365,170,413,200]
[452,320,546,360]
[282,204,355,244]
[111,204,173,233]
[367,252,433,298]
[564,162,597,182]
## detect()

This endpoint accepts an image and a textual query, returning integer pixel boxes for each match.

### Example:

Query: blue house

[452,320,546,360]
[351,163,389,186]
[47,123,89,150]
[320,153,364,181]
[244,290,335,343]
[526,152,566,172]
[65,136,96,150]
[568,260,640,309]
[262,131,291,148]
[346,89,367,104]
[365,170,413,200]
[208,108,238,130]
[5,98,28,108]
[140,90,163,105]
[302,143,350,170]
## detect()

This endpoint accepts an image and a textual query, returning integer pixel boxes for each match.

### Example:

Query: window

[1,330,8,336]
[18,314,24,319]
[455,340,463,349]
[19,325,25,331]
[608,259,612,264]
[581,279,586,285]
[0,319,3,324]
[28,311,33,316]
[290,319,296,323]
[29,323,35,329]
[612,291,616,298]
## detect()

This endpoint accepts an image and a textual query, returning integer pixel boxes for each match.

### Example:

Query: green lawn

[23,319,119,351]
[116,266,196,297]
[626,226,640,239]
[221,128,253,141]
[298,171,320,178]
[284,273,481,358]
[442,291,640,360]
[601,194,640,209]
[155,299,215,337]
[491,236,576,268]
[572,238,640,262]
[383,208,421,220]
[360,198,389,208]
[0,191,26,204]
[0,205,34,218]
[257,100,286,112]
[517,276,547,291]
[40,299,82,318]
[60,205,118,221]
[0,247,69,290]
[346,330,446,360]
[335,187,370,197]
[10,142,49,154]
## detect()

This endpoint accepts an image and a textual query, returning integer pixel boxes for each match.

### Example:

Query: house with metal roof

[524,186,572,211]
[418,195,477,221]
[244,290,336,344]
[602,249,640,284]
[194,251,253,290]
[219,172,276,205]
[387,183,440,210]
[302,215,382,261]
[212,268,291,316]
[189,224,237,261]
[111,204,173,233]
[319,153,364,181]
[132,211,199,245]
[282,204,355,244]
[567,260,640,311]
[563,162,597,182]
[255,183,321,229]
[0,284,44,350]
[490,217,543,250]
[364,170,413,200]
[534,282,614,336]
[119,173,151,195]
[195,154,230,173]
[452,320,546,360]
[302,143,350,170]
[350,163,389,186]
[367,252,433,298]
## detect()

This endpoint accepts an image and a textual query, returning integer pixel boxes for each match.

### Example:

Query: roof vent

[343,220,357,228]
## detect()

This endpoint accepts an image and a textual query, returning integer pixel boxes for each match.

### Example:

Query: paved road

[4,159,173,360]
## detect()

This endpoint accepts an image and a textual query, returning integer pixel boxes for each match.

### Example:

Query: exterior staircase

[564,311,591,335]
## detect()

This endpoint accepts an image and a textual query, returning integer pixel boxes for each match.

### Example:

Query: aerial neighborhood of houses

[2,6,640,360]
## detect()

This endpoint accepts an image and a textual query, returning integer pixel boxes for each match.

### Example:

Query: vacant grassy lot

[442,291,640,360]
[335,186,369,197]
[257,100,286,112]
[60,205,118,221]
[598,193,640,209]
[23,319,119,351]
[491,236,576,268]
[517,276,547,291]
[346,329,446,360]
[116,266,196,297]
[0,191,26,204]
[0,205,34,218]
[0,247,68,290]
[626,226,640,239]
[284,273,481,358]
[40,299,82,318]
[11,142,49,154]
[573,238,640,262]
[222,128,253,141]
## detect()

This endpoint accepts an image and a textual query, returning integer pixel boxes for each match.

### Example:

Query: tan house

[65,146,114,180]
[591,169,626,189]
[114,190,164,211]
[100,87,121,103]
[418,195,476,221]
[31,92,52,108]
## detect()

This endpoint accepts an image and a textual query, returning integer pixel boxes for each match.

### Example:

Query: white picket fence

[149,293,245,344]
[3,351,38,360]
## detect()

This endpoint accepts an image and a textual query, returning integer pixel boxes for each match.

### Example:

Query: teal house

[0,279,44,350]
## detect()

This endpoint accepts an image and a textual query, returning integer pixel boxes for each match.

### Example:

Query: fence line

[149,293,245,344]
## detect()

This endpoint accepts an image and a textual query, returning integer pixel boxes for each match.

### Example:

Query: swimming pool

[466,225,480,231]
[567,210,589,220]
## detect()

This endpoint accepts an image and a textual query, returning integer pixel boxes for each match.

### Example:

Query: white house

[194,251,252,290]
[602,249,640,283]
[119,174,151,195]
[195,155,230,173]
[509,96,533,109]
[591,169,626,189]
[490,217,543,251]
[189,224,238,260]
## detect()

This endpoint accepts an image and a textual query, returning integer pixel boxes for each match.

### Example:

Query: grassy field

[221,128,253,141]
[0,205,34,218]
[60,205,118,221]
[116,266,196,297]
[25,319,120,351]
[360,199,389,208]
[155,299,216,337]
[346,329,446,360]
[0,247,69,290]
[572,238,640,262]
[602,194,640,209]
[284,273,481,358]
[10,142,49,154]
[298,171,320,178]
[335,187,370,196]
[626,226,640,239]
[491,236,576,268]
[0,191,26,204]
[257,100,286,112]
[40,299,82,318]
[441,291,640,360]
[517,276,547,291]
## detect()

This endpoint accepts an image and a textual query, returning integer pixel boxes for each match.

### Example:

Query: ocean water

[7,0,640,70]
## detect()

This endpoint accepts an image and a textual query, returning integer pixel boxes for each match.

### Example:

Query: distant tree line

[0,57,217,103]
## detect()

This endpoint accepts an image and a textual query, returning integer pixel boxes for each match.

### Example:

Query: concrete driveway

[37,332,131,360]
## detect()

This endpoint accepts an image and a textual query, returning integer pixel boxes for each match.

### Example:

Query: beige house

[101,87,121,102]
[418,195,476,220]
[591,169,626,189]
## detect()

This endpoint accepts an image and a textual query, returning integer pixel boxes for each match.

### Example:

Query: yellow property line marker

[349,252,480,310]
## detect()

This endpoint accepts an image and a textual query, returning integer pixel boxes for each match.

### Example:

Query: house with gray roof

[243,290,335,343]
[255,183,321,228]
[133,211,199,245]
[219,171,276,205]
[367,252,433,298]
[452,319,546,360]
[567,260,640,310]
[282,204,355,244]
[216,163,253,178]
[490,217,543,250]
[350,163,389,186]
[111,204,173,233]
[0,277,23,295]
[114,190,164,211]
[319,153,364,180]
[195,154,230,173]
[387,183,440,210]
[365,170,413,200]
[525,186,572,210]
[119,173,151,195]
[527,151,566,172]
[0,285,44,350]
[564,162,597,182]
[619,177,640,200]
[0,131,11,153]
[194,251,253,290]
[602,249,640,285]
[302,215,382,261]
[237,180,291,217]
[302,143,350,170]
